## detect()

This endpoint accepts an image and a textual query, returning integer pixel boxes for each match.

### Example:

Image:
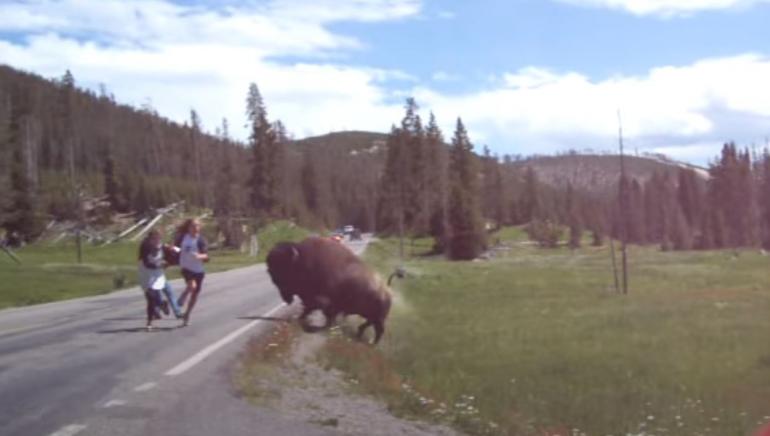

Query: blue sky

[332,0,770,85]
[0,0,769,164]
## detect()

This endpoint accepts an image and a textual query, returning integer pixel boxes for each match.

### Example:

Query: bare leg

[181,279,198,326]
[183,289,200,326]
[177,281,193,308]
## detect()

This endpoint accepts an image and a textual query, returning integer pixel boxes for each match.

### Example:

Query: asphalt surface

[0,238,370,436]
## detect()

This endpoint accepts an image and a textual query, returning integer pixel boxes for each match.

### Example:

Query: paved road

[0,238,370,436]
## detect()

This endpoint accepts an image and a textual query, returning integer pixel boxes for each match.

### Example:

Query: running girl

[175,219,209,326]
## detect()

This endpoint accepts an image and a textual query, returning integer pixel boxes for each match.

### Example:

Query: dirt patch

[235,322,461,436]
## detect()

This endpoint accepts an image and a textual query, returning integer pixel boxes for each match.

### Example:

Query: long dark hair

[177,219,196,237]
[138,229,161,260]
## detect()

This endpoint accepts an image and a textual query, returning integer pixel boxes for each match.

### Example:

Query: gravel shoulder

[233,318,461,436]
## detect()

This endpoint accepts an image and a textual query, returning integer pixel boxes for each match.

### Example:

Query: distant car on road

[350,229,362,240]
[343,225,354,235]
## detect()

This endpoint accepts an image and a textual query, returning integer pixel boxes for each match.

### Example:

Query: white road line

[165,303,285,377]
[133,382,157,392]
[102,399,127,408]
[48,424,87,436]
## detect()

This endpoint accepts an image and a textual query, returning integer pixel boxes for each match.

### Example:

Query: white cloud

[0,0,422,55]
[414,54,770,162]
[1,1,768,165]
[0,0,418,137]
[556,0,770,17]
[431,70,460,82]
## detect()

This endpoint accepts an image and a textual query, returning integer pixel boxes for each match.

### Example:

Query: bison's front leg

[298,301,324,332]
[356,320,372,341]
[322,306,340,329]
[298,303,315,321]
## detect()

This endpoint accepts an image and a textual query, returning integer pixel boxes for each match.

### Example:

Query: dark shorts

[181,269,205,292]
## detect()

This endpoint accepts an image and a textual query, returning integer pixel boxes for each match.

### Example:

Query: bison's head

[266,242,301,304]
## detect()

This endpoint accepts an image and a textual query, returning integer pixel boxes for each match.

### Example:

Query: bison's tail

[387,266,406,286]
[372,273,393,319]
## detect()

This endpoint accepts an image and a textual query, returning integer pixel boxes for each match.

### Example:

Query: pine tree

[760,150,770,249]
[566,182,582,249]
[377,98,425,236]
[491,156,506,228]
[376,124,405,234]
[706,143,759,248]
[4,84,42,240]
[627,179,646,244]
[520,166,540,222]
[103,148,121,211]
[447,118,485,260]
[644,172,665,243]
[134,180,151,215]
[0,92,11,228]
[405,109,428,236]
[189,109,209,207]
[58,70,77,184]
[301,150,324,224]
[424,112,449,251]
[481,146,505,228]
[246,83,281,221]
[214,118,238,217]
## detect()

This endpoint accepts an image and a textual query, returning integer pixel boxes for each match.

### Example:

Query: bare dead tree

[618,110,629,295]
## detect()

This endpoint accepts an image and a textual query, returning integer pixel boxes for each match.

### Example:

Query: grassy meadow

[0,220,309,309]
[320,228,770,436]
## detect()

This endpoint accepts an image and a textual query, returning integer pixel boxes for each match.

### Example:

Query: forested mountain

[2,64,770,257]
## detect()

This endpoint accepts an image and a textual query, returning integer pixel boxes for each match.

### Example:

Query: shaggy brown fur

[266,237,392,344]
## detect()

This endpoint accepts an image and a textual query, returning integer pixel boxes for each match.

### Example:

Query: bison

[266,237,392,344]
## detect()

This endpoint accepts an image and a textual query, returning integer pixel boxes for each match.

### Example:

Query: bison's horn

[290,246,300,262]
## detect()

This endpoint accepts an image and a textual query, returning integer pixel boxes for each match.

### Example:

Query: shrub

[526,219,563,248]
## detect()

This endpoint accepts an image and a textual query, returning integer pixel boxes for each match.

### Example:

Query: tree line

[2,65,770,259]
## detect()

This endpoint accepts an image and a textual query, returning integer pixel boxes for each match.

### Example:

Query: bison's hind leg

[372,320,385,344]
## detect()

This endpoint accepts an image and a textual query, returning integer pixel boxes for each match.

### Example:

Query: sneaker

[160,301,170,316]
[146,325,155,331]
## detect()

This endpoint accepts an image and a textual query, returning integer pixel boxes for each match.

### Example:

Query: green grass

[321,229,770,436]
[0,220,309,309]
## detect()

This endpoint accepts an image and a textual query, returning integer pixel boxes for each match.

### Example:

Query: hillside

[291,130,388,156]
[511,153,707,193]
[293,130,701,194]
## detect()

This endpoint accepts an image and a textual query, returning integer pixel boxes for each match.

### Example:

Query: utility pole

[617,110,629,295]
